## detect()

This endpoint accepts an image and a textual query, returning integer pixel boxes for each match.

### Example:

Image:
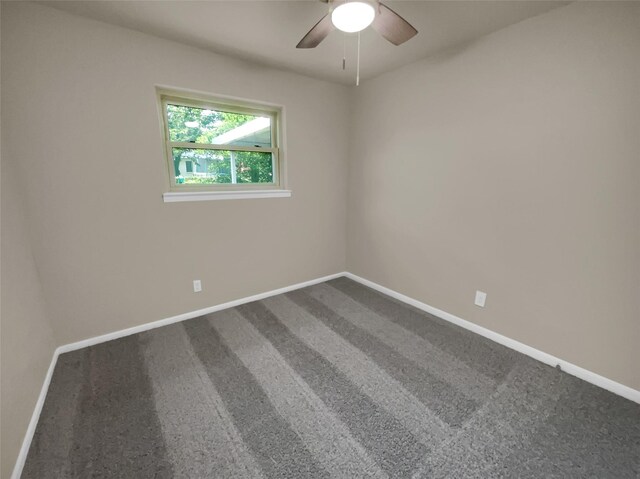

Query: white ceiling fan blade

[371,2,418,46]
[297,13,335,49]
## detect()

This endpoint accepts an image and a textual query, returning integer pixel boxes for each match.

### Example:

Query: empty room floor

[22,278,640,478]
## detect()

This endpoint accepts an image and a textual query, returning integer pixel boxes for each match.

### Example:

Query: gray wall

[1,127,57,478]
[0,6,57,476]
[1,2,350,347]
[347,1,640,391]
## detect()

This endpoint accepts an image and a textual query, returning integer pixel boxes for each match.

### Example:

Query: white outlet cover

[193,280,202,293]
[475,290,487,307]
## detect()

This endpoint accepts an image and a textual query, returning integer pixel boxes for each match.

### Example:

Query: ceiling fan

[296,0,418,49]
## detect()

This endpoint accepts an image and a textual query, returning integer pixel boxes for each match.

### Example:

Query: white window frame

[157,88,290,202]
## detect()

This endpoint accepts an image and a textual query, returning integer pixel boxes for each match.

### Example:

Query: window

[158,89,289,202]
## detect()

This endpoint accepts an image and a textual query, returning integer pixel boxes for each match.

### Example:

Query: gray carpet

[22,278,640,478]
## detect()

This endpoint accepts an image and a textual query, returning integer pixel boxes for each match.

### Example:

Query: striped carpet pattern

[23,278,640,478]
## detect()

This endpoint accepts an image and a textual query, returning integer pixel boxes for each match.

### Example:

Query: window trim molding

[156,87,286,194]
[162,189,292,203]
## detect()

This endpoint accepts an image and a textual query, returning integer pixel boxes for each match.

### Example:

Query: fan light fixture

[331,1,375,33]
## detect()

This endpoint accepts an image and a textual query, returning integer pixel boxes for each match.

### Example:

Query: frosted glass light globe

[331,2,375,33]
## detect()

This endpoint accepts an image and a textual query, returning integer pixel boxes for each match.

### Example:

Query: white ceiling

[42,0,569,85]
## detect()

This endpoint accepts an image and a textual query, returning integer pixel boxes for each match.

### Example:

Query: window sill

[163,189,292,203]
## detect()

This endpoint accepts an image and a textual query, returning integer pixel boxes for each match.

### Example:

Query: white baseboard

[10,349,60,479]
[344,272,640,404]
[11,271,345,479]
[13,270,639,478]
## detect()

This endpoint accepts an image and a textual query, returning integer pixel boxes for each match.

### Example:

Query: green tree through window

[166,104,274,186]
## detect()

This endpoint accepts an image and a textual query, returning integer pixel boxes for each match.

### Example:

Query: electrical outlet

[475,290,487,307]
[193,280,202,293]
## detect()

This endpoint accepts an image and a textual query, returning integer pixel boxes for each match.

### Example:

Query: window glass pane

[234,150,275,184]
[172,148,274,185]
[167,104,272,148]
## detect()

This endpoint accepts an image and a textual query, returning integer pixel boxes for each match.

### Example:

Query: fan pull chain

[356,31,361,86]
[343,34,346,70]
